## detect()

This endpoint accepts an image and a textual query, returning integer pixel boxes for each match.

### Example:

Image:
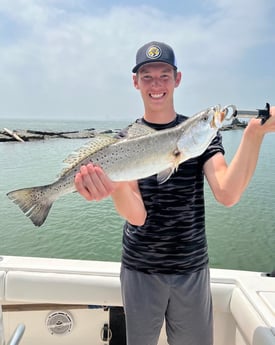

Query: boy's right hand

[74,163,116,201]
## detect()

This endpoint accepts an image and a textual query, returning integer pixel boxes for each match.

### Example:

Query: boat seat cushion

[5,270,122,306]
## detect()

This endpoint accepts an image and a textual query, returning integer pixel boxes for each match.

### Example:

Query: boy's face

[133,62,181,112]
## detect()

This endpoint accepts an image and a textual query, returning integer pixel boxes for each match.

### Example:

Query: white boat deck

[0,255,275,345]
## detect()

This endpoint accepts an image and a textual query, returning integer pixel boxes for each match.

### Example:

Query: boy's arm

[205,107,275,206]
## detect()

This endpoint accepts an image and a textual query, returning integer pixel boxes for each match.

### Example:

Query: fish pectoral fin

[126,122,157,139]
[157,168,175,184]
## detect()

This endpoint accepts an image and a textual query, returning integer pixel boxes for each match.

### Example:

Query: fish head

[185,105,225,134]
[176,107,218,155]
[176,105,227,160]
[188,105,226,131]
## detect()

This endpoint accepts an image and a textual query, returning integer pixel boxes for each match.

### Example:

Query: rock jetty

[221,118,247,131]
[0,127,119,143]
[0,118,247,143]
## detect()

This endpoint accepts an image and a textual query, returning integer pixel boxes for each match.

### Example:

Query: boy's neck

[143,109,177,124]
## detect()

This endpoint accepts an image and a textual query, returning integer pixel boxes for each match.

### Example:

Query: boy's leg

[166,267,213,345]
[120,265,169,345]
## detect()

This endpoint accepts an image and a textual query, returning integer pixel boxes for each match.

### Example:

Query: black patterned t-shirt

[120,114,225,274]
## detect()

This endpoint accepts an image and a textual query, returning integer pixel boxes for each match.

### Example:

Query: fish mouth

[212,104,237,127]
[211,106,226,128]
[219,109,226,122]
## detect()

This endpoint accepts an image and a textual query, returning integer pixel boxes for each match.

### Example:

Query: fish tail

[7,185,53,227]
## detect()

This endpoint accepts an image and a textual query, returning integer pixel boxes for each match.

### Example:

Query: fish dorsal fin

[60,134,118,175]
[126,122,157,139]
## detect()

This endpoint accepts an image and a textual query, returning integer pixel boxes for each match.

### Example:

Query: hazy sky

[0,0,274,121]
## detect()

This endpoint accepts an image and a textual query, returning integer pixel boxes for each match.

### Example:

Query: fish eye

[203,114,209,121]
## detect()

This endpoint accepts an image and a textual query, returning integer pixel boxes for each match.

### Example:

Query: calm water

[0,119,274,272]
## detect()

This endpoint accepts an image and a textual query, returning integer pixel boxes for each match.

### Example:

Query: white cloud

[0,0,274,120]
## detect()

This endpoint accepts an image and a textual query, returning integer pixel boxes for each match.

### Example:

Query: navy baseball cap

[132,41,177,73]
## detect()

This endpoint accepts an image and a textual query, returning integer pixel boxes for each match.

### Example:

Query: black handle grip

[257,102,270,125]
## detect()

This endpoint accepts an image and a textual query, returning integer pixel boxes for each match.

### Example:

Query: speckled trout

[7,104,232,227]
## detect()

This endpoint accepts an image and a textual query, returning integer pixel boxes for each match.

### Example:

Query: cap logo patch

[146,45,162,60]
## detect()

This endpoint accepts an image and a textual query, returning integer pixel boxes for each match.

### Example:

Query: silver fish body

[7,105,228,227]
